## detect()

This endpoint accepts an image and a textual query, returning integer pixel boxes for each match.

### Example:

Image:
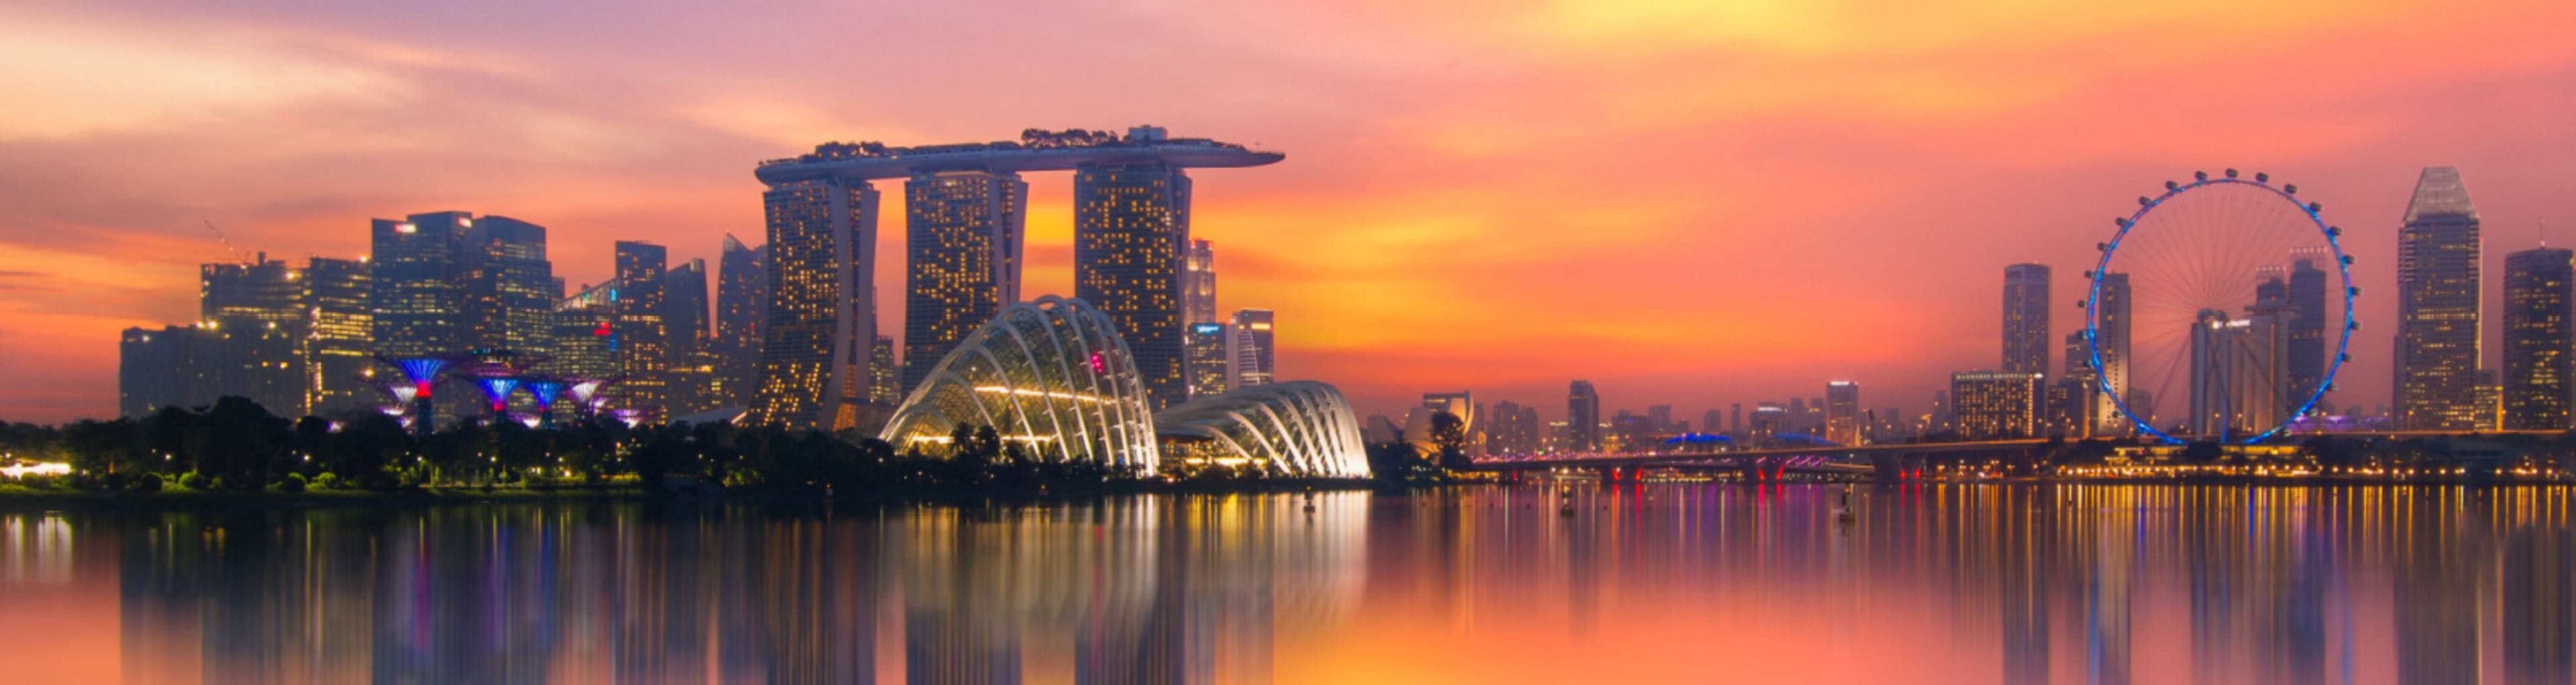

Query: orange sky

[5,1,2576,424]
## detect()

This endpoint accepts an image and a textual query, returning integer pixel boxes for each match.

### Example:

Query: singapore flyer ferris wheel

[2083,168,2357,445]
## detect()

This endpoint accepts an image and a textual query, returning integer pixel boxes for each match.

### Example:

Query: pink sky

[4,1,2575,425]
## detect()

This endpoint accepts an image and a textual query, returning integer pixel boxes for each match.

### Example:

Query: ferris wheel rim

[2083,173,2357,445]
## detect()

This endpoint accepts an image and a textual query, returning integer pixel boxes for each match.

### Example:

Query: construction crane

[202,219,250,264]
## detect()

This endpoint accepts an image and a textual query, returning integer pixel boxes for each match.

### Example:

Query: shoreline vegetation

[0,397,1425,507]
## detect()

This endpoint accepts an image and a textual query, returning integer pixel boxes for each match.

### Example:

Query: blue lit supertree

[521,376,568,429]
[376,354,464,437]
[450,349,549,423]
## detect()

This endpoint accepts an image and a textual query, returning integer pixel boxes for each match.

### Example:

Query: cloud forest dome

[1154,381,1373,478]
[880,296,1160,474]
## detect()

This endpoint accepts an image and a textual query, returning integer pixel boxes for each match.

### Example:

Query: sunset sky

[5,0,2576,425]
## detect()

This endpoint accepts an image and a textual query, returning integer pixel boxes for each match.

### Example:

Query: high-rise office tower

[119,325,221,417]
[550,280,621,384]
[1074,161,1192,409]
[870,335,898,405]
[903,170,1028,394]
[198,256,305,415]
[2061,331,2100,439]
[2504,246,2573,429]
[454,215,553,356]
[2187,307,2288,439]
[1787,397,1809,433]
[749,178,879,431]
[1229,309,1274,389]
[2003,264,2051,374]
[1702,408,1725,437]
[663,258,712,413]
[1950,372,2043,440]
[1750,402,1786,439]
[301,257,373,415]
[1184,322,1231,399]
[1183,239,1218,325]
[714,235,769,409]
[1730,403,1743,433]
[1825,381,1861,445]
[2284,250,2330,409]
[614,242,671,421]
[1567,381,1601,452]
[369,215,463,358]
[2090,272,2131,434]
[2396,166,2482,430]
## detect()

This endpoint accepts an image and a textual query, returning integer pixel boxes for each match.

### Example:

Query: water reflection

[0,485,2568,684]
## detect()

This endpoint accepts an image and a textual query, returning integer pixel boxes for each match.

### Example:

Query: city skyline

[11,3,2576,425]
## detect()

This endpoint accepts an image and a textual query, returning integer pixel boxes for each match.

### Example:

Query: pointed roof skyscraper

[2404,166,2477,223]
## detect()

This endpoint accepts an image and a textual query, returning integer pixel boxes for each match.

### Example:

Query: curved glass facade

[1153,381,1371,478]
[880,296,1161,473]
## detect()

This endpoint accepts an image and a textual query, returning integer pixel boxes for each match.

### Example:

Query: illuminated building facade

[2090,272,2131,434]
[1567,380,1601,451]
[1950,371,2043,440]
[1825,381,1862,445]
[1183,239,1217,325]
[714,235,769,409]
[301,257,374,415]
[871,335,898,404]
[1185,322,1231,399]
[2396,166,2482,430]
[880,297,1159,473]
[199,256,306,415]
[1228,309,1273,390]
[614,241,672,421]
[1075,160,1192,410]
[902,169,1028,397]
[1749,402,1786,439]
[2504,246,2573,429]
[1154,381,1372,477]
[2284,251,2330,409]
[454,215,553,356]
[369,215,463,358]
[664,258,713,413]
[2003,263,2051,374]
[549,279,622,382]
[752,127,1278,421]
[749,178,879,431]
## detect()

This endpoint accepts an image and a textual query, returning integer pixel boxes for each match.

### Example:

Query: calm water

[0,484,2571,684]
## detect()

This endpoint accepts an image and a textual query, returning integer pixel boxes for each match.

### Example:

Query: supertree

[450,349,550,423]
[521,375,569,429]
[374,354,466,437]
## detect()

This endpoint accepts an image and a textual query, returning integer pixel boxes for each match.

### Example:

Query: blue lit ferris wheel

[2084,169,2357,445]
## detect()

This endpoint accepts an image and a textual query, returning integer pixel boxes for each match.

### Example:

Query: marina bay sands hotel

[745,126,1283,431]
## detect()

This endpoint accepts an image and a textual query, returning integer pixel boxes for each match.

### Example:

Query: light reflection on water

[0,484,2567,684]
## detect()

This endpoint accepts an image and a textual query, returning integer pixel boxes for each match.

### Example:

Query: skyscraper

[301,257,373,415]
[870,335,898,405]
[2285,251,2330,409]
[2061,331,2100,439]
[1184,322,1231,399]
[2504,246,2573,429]
[1228,309,1274,390]
[197,256,303,415]
[1951,372,2043,440]
[1183,239,1218,325]
[903,169,1028,394]
[549,280,620,384]
[663,258,712,413]
[2003,264,2051,374]
[1567,381,1601,452]
[714,235,769,409]
[1074,160,1192,410]
[2395,166,2482,430]
[369,215,462,358]
[2188,306,2289,439]
[454,215,553,355]
[614,242,671,421]
[749,178,879,431]
[2090,272,2131,434]
[1825,381,1861,445]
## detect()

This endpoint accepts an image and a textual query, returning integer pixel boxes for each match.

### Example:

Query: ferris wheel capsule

[2194,170,2208,181]
[2255,172,2269,183]
[2225,168,2239,178]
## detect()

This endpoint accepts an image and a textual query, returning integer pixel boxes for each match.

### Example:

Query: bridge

[1468,439,2057,482]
